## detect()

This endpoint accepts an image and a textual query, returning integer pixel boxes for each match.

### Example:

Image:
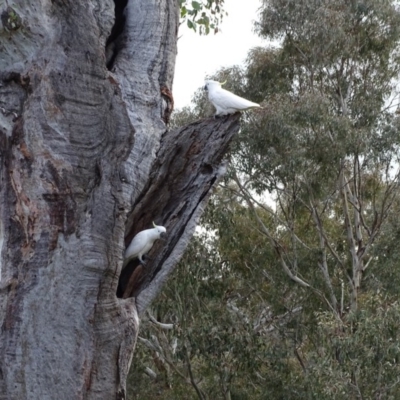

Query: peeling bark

[0,0,240,399]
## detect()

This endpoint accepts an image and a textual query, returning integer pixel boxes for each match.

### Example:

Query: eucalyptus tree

[128,221,306,400]
[128,1,400,398]
[225,0,400,396]
[236,0,400,314]
[0,1,237,399]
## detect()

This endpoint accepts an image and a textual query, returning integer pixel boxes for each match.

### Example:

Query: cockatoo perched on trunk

[204,80,261,116]
[123,222,167,267]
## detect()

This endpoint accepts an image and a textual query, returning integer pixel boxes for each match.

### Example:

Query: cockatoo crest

[204,80,261,116]
[123,222,167,267]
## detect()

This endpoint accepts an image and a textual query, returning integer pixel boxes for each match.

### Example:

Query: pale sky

[173,0,264,109]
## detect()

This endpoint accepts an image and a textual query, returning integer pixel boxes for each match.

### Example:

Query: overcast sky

[173,0,264,109]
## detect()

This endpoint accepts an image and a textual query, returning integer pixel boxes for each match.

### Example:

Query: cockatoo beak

[159,232,167,241]
[203,85,208,91]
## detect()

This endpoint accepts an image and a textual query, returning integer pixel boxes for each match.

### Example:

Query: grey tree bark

[0,1,239,399]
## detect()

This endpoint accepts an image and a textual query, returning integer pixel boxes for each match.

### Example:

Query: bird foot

[139,255,152,265]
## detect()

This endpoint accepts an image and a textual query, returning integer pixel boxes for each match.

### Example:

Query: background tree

[0,1,236,399]
[129,0,400,398]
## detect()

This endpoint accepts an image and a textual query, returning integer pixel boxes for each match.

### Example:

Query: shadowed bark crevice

[106,0,129,70]
[117,114,241,301]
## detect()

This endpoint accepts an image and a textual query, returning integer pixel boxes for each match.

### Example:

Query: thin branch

[147,312,174,330]
[294,347,307,373]
[224,180,312,251]
[144,367,157,379]
[232,172,312,289]
[310,201,338,312]
[339,167,359,309]
[184,345,207,400]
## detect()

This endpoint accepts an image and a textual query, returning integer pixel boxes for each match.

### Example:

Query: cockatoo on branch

[123,222,167,267]
[204,80,261,116]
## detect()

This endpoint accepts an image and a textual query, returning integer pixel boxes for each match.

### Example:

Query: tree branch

[232,172,311,288]
[118,114,241,313]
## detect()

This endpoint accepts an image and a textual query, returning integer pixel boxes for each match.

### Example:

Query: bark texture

[0,0,240,399]
[119,114,241,313]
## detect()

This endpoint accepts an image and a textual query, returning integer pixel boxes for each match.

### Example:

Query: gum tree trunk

[0,0,239,399]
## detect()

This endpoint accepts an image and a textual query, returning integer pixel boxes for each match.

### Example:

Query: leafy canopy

[129,1,400,398]
[179,0,226,34]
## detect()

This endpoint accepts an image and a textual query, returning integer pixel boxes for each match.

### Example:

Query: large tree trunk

[0,1,239,399]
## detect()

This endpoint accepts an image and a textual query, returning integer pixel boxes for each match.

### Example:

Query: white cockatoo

[123,222,167,267]
[204,80,261,116]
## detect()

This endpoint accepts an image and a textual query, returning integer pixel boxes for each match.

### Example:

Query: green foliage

[308,295,400,399]
[128,230,311,399]
[129,0,400,398]
[179,0,226,35]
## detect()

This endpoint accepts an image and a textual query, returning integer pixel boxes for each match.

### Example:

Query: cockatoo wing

[210,87,260,111]
[123,225,167,267]
[124,231,150,262]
